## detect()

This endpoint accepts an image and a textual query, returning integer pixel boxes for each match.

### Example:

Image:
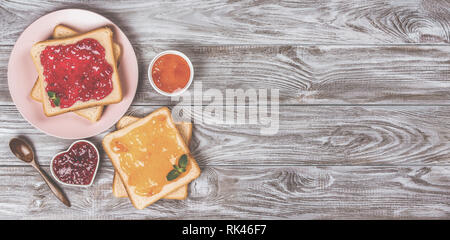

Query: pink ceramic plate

[8,9,138,139]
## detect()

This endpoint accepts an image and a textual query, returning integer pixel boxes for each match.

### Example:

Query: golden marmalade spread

[110,114,190,196]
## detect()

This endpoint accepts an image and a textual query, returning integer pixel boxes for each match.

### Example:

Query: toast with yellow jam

[103,107,201,209]
[112,116,191,200]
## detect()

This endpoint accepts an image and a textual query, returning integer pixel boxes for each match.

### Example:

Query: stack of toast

[30,25,122,122]
[103,107,201,209]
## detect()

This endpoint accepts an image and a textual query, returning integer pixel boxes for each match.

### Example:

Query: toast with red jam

[30,27,122,117]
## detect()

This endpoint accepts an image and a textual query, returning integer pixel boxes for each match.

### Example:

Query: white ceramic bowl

[50,140,100,187]
[148,50,194,96]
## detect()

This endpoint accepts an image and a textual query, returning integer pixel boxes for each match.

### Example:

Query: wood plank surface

[1,44,449,105]
[1,105,450,166]
[1,0,449,45]
[0,165,448,219]
[1,0,449,219]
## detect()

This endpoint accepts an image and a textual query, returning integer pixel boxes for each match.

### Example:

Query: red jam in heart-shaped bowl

[51,140,99,187]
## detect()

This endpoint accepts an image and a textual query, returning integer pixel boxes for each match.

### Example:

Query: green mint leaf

[178,154,188,169]
[173,164,185,173]
[53,97,60,107]
[47,91,56,99]
[166,169,180,181]
[47,91,60,107]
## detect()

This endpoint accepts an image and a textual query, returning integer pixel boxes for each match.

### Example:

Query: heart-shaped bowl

[50,140,100,187]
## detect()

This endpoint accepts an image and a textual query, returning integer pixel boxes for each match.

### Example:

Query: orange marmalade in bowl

[152,54,190,93]
[148,50,194,96]
[110,114,191,196]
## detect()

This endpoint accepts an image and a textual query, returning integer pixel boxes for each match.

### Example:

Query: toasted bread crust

[30,77,42,101]
[30,27,122,117]
[103,108,200,209]
[73,104,103,122]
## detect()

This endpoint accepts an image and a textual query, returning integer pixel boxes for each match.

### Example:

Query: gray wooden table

[1,0,449,219]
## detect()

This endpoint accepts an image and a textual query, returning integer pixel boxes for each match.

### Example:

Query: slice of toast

[103,107,201,209]
[53,25,122,63]
[30,27,122,117]
[113,116,192,200]
[30,25,122,122]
